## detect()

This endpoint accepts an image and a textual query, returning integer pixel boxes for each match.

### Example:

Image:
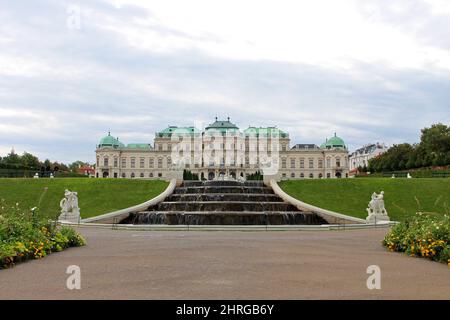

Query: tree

[2,150,21,168]
[368,124,450,173]
[420,123,450,154]
[69,161,91,172]
[20,152,41,169]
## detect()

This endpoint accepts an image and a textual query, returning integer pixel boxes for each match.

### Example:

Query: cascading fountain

[121,180,328,225]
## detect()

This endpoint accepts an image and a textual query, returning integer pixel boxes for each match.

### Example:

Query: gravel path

[0,227,448,299]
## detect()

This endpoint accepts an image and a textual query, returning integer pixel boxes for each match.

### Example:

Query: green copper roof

[244,126,288,138]
[99,133,124,148]
[157,126,200,137]
[126,143,152,149]
[321,133,346,149]
[205,117,239,130]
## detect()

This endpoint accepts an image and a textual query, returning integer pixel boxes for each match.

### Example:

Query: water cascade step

[121,180,328,225]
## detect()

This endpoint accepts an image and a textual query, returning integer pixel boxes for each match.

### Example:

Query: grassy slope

[280,178,450,221]
[0,179,168,219]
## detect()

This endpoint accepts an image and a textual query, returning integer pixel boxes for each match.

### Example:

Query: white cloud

[0,0,448,163]
[98,0,450,71]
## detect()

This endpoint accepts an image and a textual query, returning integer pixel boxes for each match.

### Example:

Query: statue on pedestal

[58,189,80,223]
[366,191,390,224]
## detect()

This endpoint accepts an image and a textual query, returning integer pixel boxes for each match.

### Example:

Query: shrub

[383,213,449,265]
[0,200,86,268]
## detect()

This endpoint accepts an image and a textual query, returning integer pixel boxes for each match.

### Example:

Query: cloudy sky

[1,0,449,164]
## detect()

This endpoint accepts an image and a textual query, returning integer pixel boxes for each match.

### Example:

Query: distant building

[349,143,389,171]
[77,166,95,176]
[95,118,350,180]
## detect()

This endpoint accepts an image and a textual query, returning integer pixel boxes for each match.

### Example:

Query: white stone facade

[349,143,388,171]
[95,119,350,181]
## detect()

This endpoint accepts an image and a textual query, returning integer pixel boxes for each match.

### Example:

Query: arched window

[121,173,126,178]
[140,173,144,178]
[149,172,153,178]
[131,172,135,178]
[291,173,295,178]
[309,173,314,179]
[319,173,323,179]
[300,173,304,178]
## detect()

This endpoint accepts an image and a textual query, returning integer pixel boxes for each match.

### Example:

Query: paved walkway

[0,227,448,299]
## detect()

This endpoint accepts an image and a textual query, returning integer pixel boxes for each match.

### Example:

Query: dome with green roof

[98,133,124,148]
[321,133,346,150]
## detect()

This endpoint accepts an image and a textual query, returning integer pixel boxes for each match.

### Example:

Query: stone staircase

[121,180,328,225]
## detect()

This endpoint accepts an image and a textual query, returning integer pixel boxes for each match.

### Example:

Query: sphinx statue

[366,191,390,224]
[58,189,81,223]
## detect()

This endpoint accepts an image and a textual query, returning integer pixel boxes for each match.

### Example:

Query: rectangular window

[300,158,305,169]
[281,158,287,169]
[131,157,136,168]
[104,157,109,167]
[318,159,323,169]
[158,158,163,169]
[149,158,154,168]
[140,157,145,169]
[309,158,314,169]
[114,157,118,168]
[121,158,126,168]
[290,158,295,169]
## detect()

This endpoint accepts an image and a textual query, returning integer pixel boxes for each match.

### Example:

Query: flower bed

[0,200,86,269]
[383,213,449,266]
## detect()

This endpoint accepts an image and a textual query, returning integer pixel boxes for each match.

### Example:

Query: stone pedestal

[263,173,280,186]
[167,167,184,186]
[366,213,390,224]
[58,210,80,223]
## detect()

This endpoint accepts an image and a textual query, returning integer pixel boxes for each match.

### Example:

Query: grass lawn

[0,178,168,219]
[280,178,450,221]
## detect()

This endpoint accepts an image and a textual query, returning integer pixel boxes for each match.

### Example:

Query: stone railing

[81,179,177,224]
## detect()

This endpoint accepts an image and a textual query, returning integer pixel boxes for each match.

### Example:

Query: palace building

[95,118,349,180]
